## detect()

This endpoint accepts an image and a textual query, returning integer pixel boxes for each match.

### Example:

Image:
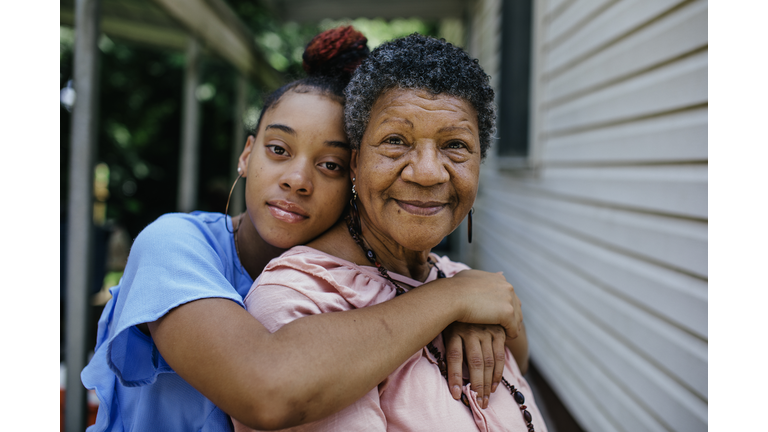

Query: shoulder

[251,246,395,309]
[120,210,240,288]
[257,246,369,291]
[124,211,242,293]
[139,211,228,239]
[132,212,231,256]
[262,245,355,273]
[430,254,471,278]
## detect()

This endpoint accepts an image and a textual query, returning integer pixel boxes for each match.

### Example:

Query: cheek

[463,173,480,198]
[454,168,481,205]
[359,157,397,196]
[246,154,271,185]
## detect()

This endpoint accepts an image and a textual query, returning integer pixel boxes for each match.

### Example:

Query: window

[497,0,533,159]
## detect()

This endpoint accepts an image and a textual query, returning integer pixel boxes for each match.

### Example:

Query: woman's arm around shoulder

[148,265,520,429]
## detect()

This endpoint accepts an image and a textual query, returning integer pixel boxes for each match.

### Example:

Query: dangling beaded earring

[467,207,474,243]
[348,177,361,234]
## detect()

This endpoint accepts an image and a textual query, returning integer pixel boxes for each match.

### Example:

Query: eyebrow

[437,125,474,134]
[265,124,295,135]
[266,123,349,149]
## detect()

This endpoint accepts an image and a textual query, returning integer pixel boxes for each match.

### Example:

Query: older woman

[236,34,545,432]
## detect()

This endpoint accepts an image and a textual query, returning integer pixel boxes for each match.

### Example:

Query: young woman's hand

[450,270,523,339]
[442,322,506,409]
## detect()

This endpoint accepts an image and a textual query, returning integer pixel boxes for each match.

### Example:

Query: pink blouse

[233,246,547,432]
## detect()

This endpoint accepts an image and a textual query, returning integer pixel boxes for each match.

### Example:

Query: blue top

[81,212,254,432]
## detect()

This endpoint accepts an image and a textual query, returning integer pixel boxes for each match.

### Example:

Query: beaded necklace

[345,214,409,295]
[344,215,535,431]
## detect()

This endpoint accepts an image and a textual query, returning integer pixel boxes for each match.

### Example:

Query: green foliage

[61,29,188,237]
[228,1,323,78]
[320,17,438,49]
[228,1,440,76]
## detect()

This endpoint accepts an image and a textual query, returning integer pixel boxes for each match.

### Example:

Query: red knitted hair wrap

[302,26,369,76]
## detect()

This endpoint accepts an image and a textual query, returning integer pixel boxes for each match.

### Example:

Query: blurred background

[60,0,708,431]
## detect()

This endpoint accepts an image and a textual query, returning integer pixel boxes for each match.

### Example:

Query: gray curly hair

[344,33,496,158]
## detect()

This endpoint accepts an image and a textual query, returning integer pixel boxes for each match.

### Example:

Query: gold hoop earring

[225,168,245,233]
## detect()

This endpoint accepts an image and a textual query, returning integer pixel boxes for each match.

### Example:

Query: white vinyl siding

[467,0,708,430]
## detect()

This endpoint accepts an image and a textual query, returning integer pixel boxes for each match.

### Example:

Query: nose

[279,159,313,195]
[401,145,450,186]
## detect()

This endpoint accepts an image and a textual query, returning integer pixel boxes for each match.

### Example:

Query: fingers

[481,331,496,408]
[442,322,509,409]
[490,326,506,395]
[463,333,488,408]
[444,330,465,401]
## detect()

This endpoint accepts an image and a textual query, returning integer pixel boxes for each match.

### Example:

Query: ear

[349,149,359,183]
[238,135,257,177]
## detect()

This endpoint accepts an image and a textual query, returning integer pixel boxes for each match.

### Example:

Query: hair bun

[302,26,369,79]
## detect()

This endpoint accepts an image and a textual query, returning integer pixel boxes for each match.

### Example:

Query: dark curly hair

[249,26,370,136]
[344,33,496,158]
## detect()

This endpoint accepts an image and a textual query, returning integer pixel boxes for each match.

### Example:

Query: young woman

[82,27,526,431]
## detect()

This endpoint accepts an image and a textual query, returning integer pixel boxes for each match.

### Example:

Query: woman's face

[238,91,351,249]
[351,88,481,252]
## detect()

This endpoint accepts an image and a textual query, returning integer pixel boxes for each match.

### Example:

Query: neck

[233,213,287,280]
[355,214,432,282]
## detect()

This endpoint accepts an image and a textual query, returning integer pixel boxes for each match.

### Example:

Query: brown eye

[446,141,466,150]
[322,162,339,171]
[267,145,287,155]
[384,137,404,145]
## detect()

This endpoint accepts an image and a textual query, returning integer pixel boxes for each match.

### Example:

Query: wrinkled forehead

[366,87,478,131]
[372,87,472,109]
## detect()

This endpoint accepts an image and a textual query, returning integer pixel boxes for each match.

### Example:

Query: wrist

[415,276,465,323]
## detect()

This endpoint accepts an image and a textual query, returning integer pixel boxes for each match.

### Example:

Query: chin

[261,231,307,250]
[390,219,457,252]
[394,232,449,253]
[270,239,298,250]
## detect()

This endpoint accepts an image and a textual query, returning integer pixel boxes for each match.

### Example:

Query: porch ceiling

[60,0,284,89]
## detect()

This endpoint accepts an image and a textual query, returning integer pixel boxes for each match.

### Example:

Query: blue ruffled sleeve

[82,212,251,432]
[103,213,244,385]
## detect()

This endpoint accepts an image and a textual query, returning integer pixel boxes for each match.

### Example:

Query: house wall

[466,0,707,430]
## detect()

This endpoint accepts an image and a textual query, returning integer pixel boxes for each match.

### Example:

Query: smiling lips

[396,200,447,216]
[267,201,309,223]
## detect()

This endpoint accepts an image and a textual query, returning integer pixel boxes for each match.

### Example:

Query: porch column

[177,38,202,212]
[65,0,101,430]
